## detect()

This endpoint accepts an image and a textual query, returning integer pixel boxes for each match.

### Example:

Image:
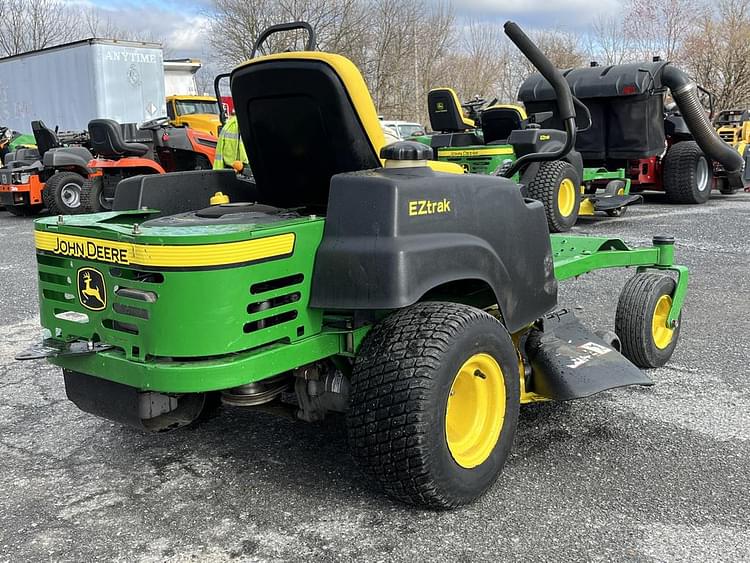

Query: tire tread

[347,302,513,508]
[526,160,580,233]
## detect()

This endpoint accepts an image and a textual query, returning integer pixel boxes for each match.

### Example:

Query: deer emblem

[78,269,106,310]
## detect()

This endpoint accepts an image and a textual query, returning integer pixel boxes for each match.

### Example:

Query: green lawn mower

[412,91,641,232]
[518,60,748,202]
[19,21,688,509]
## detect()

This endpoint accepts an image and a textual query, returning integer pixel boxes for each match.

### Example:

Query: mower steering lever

[501,21,578,179]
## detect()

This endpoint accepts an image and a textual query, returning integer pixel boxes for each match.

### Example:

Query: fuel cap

[380,140,434,161]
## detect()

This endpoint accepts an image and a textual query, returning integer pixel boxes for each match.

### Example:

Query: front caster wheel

[347,302,520,509]
[615,273,681,368]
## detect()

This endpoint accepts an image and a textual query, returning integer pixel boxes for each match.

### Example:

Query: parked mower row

[410,59,747,233]
[0,118,216,216]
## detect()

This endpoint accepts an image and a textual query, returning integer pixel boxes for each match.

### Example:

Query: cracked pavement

[0,191,749,562]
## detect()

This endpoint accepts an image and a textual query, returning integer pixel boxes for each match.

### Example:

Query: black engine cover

[310,166,558,333]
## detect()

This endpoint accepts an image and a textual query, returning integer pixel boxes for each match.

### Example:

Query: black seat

[428,88,475,133]
[88,119,149,159]
[4,148,41,167]
[230,55,384,209]
[31,120,60,157]
[482,106,527,144]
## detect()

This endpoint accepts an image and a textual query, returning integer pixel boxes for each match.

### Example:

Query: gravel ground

[0,192,748,562]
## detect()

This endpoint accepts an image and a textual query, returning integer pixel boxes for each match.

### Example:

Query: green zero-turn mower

[18,21,688,509]
[412,91,642,232]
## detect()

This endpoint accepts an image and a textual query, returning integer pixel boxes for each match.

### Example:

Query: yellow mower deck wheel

[558,178,577,217]
[651,294,675,349]
[445,353,506,469]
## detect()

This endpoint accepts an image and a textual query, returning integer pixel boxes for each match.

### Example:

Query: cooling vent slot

[113,303,149,320]
[243,310,298,333]
[247,292,300,314]
[250,273,304,294]
[103,318,139,335]
[110,268,164,284]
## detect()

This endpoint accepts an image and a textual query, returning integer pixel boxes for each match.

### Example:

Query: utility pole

[414,19,419,122]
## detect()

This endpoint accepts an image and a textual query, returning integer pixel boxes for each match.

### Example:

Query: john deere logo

[435,101,446,112]
[77,268,107,311]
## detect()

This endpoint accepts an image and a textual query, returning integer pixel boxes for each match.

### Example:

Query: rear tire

[80,178,105,213]
[43,171,87,214]
[526,161,581,233]
[662,141,712,204]
[615,273,681,368]
[347,302,520,509]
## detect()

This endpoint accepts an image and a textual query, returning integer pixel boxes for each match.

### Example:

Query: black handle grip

[213,72,231,126]
[503,21,576,121]
[251,21,316,58]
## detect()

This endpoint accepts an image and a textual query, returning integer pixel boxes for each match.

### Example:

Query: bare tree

[588,14,632,65]
[441,20,505,103]
[206,0,368,67]
[0,0,80,56]
[682,0,750,109]
[623,0,699,61]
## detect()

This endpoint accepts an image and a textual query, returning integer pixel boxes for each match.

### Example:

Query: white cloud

[164,15,211,52]
[436,0,623,29]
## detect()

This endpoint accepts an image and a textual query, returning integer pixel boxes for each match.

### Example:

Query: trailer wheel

[347,302,520,509]
[5,204,43,216]
[526,160,581,232]
[44,171,87,214]
[615,273,681,368]
[663,141,712,204]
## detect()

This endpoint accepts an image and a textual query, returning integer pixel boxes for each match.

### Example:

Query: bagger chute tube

[19,20,688,509]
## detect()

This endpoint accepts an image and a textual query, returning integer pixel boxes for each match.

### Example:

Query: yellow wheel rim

[651,294,675,349]
[558,178,576,217]
[445,353,505,469]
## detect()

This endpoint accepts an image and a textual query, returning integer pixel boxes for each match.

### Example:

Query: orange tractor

[83,117,217,212]
[0,118,217,215]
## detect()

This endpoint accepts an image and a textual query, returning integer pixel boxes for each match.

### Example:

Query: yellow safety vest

[213,116,248,170]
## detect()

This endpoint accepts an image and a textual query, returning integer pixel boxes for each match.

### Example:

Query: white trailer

[0,38,166,133]
[163,59,202,96]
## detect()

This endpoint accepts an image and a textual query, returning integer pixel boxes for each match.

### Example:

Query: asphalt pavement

[1,191,748,562]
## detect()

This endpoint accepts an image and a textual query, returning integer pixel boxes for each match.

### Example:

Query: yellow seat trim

[429,87,475,129]
[235,51,386,160]
[236,53,465,175]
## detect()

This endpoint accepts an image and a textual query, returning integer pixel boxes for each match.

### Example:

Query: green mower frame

[412,97,641,232]
[19,21,688,509]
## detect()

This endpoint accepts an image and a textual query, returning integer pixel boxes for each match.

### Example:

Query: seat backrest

[231,52,385,209]
[428,88,475,133]
[482,105,527,144]
[88,119,149,159]
[31,120,59,157]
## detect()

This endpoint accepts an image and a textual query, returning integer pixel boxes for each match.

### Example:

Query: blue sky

[84,0,623,57]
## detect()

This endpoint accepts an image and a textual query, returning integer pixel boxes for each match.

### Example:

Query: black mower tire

[662,141,712,204]
[80,178,104,213]
[43,171,87,214]
[526,160,581,233]
[615,273,681,368]
[5,204,43,216]
[347,302,520,509]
